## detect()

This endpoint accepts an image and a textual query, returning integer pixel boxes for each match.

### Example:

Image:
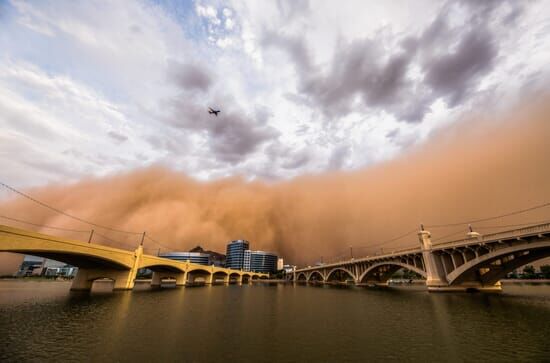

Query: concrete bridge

[0,224,268,291]
[291,223,550,292]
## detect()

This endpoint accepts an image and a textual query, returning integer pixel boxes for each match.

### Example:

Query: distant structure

[283,264,295,274]
[277,258,284,271]
[225,240,249,270]
[189,246,226,267]
[16,255,77,277]
[160,246,227,266]
[244,250,278,274]
[225,239,279,273]
[159,251,210,265]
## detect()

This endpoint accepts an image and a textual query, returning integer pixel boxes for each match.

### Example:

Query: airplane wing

[208,107,214,112]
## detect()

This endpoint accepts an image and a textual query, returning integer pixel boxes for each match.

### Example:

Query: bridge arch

[186,268,212,284]
[307,270,324,282]
[211,270,229,283]
[359,262,426,284]
[325,268,356,282]
[296,272,307,281]
[446,240,550,286]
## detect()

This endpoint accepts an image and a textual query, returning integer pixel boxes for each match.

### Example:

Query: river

[1,280,549,362]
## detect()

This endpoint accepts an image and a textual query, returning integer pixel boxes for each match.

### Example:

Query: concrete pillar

[124,245,143,290]
[206,273,213,284]
[179,272,187,286]
[418,229,447,290]
[70,268,94,291]
[70,268,137,291]
[151,272,162,287]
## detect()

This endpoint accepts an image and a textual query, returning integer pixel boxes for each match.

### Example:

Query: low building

[159,251,210,265]
[189,246,226,267]
[277,258,284,271]
[283,264,295,274]
[43,265,78,277]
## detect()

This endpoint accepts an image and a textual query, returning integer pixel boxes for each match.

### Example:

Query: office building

[159,251,210,265]
[247,250,278,274]
[225,240,249,269]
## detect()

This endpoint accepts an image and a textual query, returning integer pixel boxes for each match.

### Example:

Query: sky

[1,0,550,188]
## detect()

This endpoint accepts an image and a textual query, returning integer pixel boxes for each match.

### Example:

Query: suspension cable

[0,181,142,235]
[0,215,90,233]
[426,201,550,228]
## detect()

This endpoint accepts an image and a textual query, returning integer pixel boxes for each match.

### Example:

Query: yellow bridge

[0,224,268,291]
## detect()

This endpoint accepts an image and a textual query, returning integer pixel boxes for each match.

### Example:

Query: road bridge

[291,223,550,292]
[0,224,268,291]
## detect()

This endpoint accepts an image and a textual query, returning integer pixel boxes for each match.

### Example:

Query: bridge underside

[12,251,129,270]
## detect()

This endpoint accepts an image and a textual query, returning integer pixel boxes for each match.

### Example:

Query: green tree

[522,265,536,279]
[540,265,550,279]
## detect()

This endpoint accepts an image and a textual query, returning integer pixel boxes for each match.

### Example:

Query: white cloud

[0,0,549,189]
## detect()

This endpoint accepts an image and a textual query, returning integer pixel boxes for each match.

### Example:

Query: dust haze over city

[1,1,550,362]
[2,101,550,268]
[1,0,549,268]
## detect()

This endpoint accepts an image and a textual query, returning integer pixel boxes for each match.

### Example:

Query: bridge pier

[70,268,136,291]
[151,271,186,287]
[418,229,450,291]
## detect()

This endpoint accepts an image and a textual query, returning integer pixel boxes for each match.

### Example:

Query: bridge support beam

[70,268,136,291]
[418,230,448,291]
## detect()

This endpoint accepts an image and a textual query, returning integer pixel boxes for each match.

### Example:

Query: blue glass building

[159,252,210,265]
[248,251,278,274]
[225,240,249,270]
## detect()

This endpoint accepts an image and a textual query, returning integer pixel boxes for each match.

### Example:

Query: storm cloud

[265,0,526,123]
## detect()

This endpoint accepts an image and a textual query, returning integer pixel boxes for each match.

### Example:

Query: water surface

[1,280,549,362]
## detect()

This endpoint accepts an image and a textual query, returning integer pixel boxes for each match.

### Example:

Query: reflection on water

[0,281,549,362]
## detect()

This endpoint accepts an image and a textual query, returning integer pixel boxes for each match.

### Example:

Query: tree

[540,265,550,279]
[522,265,536,279]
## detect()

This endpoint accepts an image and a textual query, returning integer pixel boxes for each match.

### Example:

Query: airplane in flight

[208,107,221,116]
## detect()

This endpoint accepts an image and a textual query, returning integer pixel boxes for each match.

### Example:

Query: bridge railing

[295,245,422,272]
[431,222,550,250]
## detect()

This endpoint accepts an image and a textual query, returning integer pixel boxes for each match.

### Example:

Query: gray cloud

[167,61,213,92]
[107,130,128,143]
[264,0,526,124]
[327,144,350,170]
[281,148,311,169]
[386,128,399,139]
[276,0,310,21]
[424,28,497,107]
[163,91,280,164]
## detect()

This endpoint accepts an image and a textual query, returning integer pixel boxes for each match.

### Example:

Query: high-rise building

[243,249,251,271]
[247,250,278,274]
[225,240,249,270]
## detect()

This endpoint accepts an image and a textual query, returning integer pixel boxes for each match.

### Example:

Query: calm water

[1,281,550,363]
